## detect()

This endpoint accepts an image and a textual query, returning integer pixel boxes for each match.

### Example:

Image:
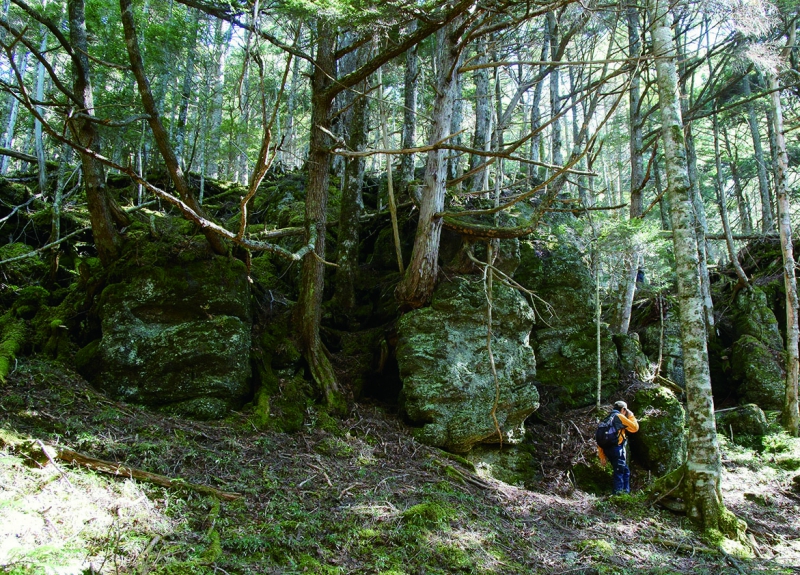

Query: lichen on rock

[396,276,538,453]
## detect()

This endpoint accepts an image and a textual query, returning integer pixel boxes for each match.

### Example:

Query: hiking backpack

[595,414,619,450]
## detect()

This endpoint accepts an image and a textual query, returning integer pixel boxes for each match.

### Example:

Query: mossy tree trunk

[648,0,736,535]
[769,71,800,436]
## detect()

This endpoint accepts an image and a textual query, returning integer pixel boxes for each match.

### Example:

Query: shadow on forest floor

[1,357,800,574]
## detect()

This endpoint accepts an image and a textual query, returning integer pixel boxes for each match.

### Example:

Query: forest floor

[2,358,800,575]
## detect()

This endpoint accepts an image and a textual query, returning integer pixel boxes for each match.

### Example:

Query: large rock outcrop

[726,288,786,410]
[396,277,538,453]
[515,239,620,409]
[77,255,252,419]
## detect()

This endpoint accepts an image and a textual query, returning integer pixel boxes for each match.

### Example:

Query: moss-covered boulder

[730,287,783,351]
[77,255,252,419]
[627,384,686,476]
[715,404,769,441]
[730,335,785,410]
[514,237,621,407]
[614,333,652,381]
[397,277,538,453]
[532,324,620,409]
[514,238,594,325]
[466,445,536,487]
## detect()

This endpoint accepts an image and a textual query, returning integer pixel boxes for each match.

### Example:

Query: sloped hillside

[2,358,799,574]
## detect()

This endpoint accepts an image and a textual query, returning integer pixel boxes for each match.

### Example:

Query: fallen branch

[34,442,242,501]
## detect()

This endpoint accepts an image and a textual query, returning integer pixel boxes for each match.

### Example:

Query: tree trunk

[742,75,774,232]
[0,49,28,174]
[298,19,343,411]
[68,0,121,266]
[400,20,418,192]
[713,113,750,289]
[396,18,464,309]
[120,0,226,255]
[547,11,563,169]
[175,8,200,170]
[648,0,737,535]
[628,2,644,218]
[34,16,47,196]
[334,60,368,315]
[469,38,491,193]
[676,27,715,339]
[720,125,752,234]
[529,39,549,183]
[769,72,800,436]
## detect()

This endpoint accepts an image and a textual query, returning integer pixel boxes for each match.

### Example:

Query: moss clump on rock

[628,384,686,476]
[731,335,785,410]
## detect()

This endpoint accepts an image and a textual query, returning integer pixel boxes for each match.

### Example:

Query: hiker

[597,401,639,495]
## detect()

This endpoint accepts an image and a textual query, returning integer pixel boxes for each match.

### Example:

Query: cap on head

[614,401,627,411]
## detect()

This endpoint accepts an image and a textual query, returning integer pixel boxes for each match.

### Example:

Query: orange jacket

[597,411,639,466]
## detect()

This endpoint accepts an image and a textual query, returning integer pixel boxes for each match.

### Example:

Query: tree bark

[720,125,752,234]
[469,38,491,193]
[298,19,343,411]
[742,75,774,232]
[547,11,563,170]
[713,113,750,289]
[769,72,800,436]
[396,18,464,309]
[400,20,418,192]
[648,0,735,534]
[175,8,201,170]
[68,0,121,266]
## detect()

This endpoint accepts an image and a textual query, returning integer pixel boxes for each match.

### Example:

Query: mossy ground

[1,358,800,574]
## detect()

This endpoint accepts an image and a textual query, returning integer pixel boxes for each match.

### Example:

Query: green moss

[576,538,614,557]
[251,387,271,430]
[0,311,25,383]
[400,502,455,527]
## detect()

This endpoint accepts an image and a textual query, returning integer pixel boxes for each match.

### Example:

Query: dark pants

[606,443,630,494]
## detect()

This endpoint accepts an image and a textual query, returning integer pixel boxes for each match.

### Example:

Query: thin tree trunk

[742,75,773,232]
[379,65,404,273]
[469,40,490,193]
[68,0,121,265]
[175,8,200,170]
[649,0,734,534]
[396,18,464,309]
[400,20,418,192]
[769,72,800,435]
[34,13,47,196]
[720,125,752,234]
[677,27,715,339]
[120,0,225,255]
[628,2,644,218]
[0,49,28,174]
[654,153,671,230]
[547,11,563,170]
[713,113,750,289]
[529,39,549,183]
[298,19,343,410]
[334,56,368,314]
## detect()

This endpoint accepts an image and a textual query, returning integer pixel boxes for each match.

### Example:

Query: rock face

[726,288,786,410]
[77,256,252,419]
[396,277,538,453]
[515,240,620,409]
[627,385,686,477]
[639,303,684,388]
